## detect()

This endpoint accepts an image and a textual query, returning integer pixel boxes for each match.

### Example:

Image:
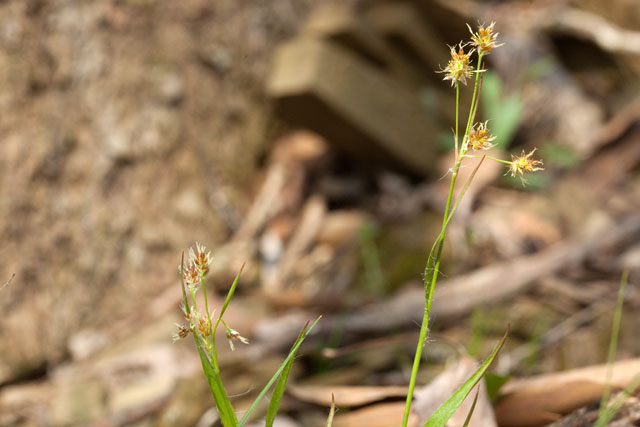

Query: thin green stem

[455,83,460,161]
[189,287,199,316]
[466,154,512,165]
[462,55,484,152]
[403,157,463,426]
[597,270,629,425]
[200,274,221,373]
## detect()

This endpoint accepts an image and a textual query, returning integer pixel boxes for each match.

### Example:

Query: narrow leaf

[425,326,509,427]
[462,387,479,427]
[239,316,322,426]
[265,321,310,427]
[597,271,630,426]
[215,263,246,334]
[194,335,238,426]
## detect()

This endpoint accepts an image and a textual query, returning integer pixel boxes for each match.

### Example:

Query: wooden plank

[267,37,437,175]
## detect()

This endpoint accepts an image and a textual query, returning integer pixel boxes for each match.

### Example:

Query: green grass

[177,245,320,427]
[595,271,631,427]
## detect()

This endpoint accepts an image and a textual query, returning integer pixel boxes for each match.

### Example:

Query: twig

[1,273,15,291]
[549,8,640,55]
[253,215,640,351]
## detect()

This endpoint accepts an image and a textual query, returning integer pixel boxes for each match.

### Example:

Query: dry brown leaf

[332,401,418,427]
[495,358,640,427]
[287,384,408,407]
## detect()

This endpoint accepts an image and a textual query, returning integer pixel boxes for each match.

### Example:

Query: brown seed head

[467,121,496,151]
[198,315,212,337]
[181,263,200,291]
[172,323,192,343]
[189,242,213,276]
[438,43,474,87]
[508,148,544,184]
[468,22,503,55]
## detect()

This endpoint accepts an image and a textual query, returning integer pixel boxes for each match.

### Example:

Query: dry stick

[421,214,639,323]
[501,297,618,374]
[0,273,15,291]
[549,8,640,55]
[253,214,640,351]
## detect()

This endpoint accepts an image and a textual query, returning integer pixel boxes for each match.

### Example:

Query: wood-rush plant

[402,22,543,426]
[174,243,320,427]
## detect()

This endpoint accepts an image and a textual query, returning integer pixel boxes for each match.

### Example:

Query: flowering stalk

[177,248,238,427]
[175,244,318,426]
[402,22,541,426]
[402,77,478,427]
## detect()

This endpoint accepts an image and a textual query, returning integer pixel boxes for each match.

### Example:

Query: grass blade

[461,387,479,427]
[424,326,509,427]
[597,373,640,426]
[596,271,629,426]
[215,263,246,335]
[326,393,336,427]
[239,316,322,426]
[265,321,311,427]
[194,334,238,426]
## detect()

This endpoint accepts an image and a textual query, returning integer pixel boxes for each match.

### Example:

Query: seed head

[466,121,496,151]
[226,328,250,351]
[467,22,503,56]
[197,315,212,337]
[172,323,192,343]
[180,263,200,292]
[508,148,544,185]
[438,43,474,87]
[189,242,213,276]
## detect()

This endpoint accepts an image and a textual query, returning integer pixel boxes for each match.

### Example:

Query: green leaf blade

[194,336,238,426]
[239,316,322,427]
[265,321,310,427]
[424,326,509,427]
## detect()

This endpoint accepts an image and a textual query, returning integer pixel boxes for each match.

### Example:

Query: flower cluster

[190,242,213,275]
[172,323,191,343]
[466,121,496,151]
[439,23,543,185]
[180,242,213,291]
[508,149,544,184]
[467,22,503,56]
[439,43,474,87]
[173,243,249,352]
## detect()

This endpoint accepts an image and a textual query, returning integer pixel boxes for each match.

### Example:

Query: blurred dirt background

[0,0,639,426]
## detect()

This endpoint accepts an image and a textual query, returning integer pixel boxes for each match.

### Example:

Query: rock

[51,376,108,427]
[96,103,182,161]
[305,5,422,84]
[68,329,110,361]
[268,37,437,176]
[154,69,184,106]
[108,374,175,420]
[362,2,445,75]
